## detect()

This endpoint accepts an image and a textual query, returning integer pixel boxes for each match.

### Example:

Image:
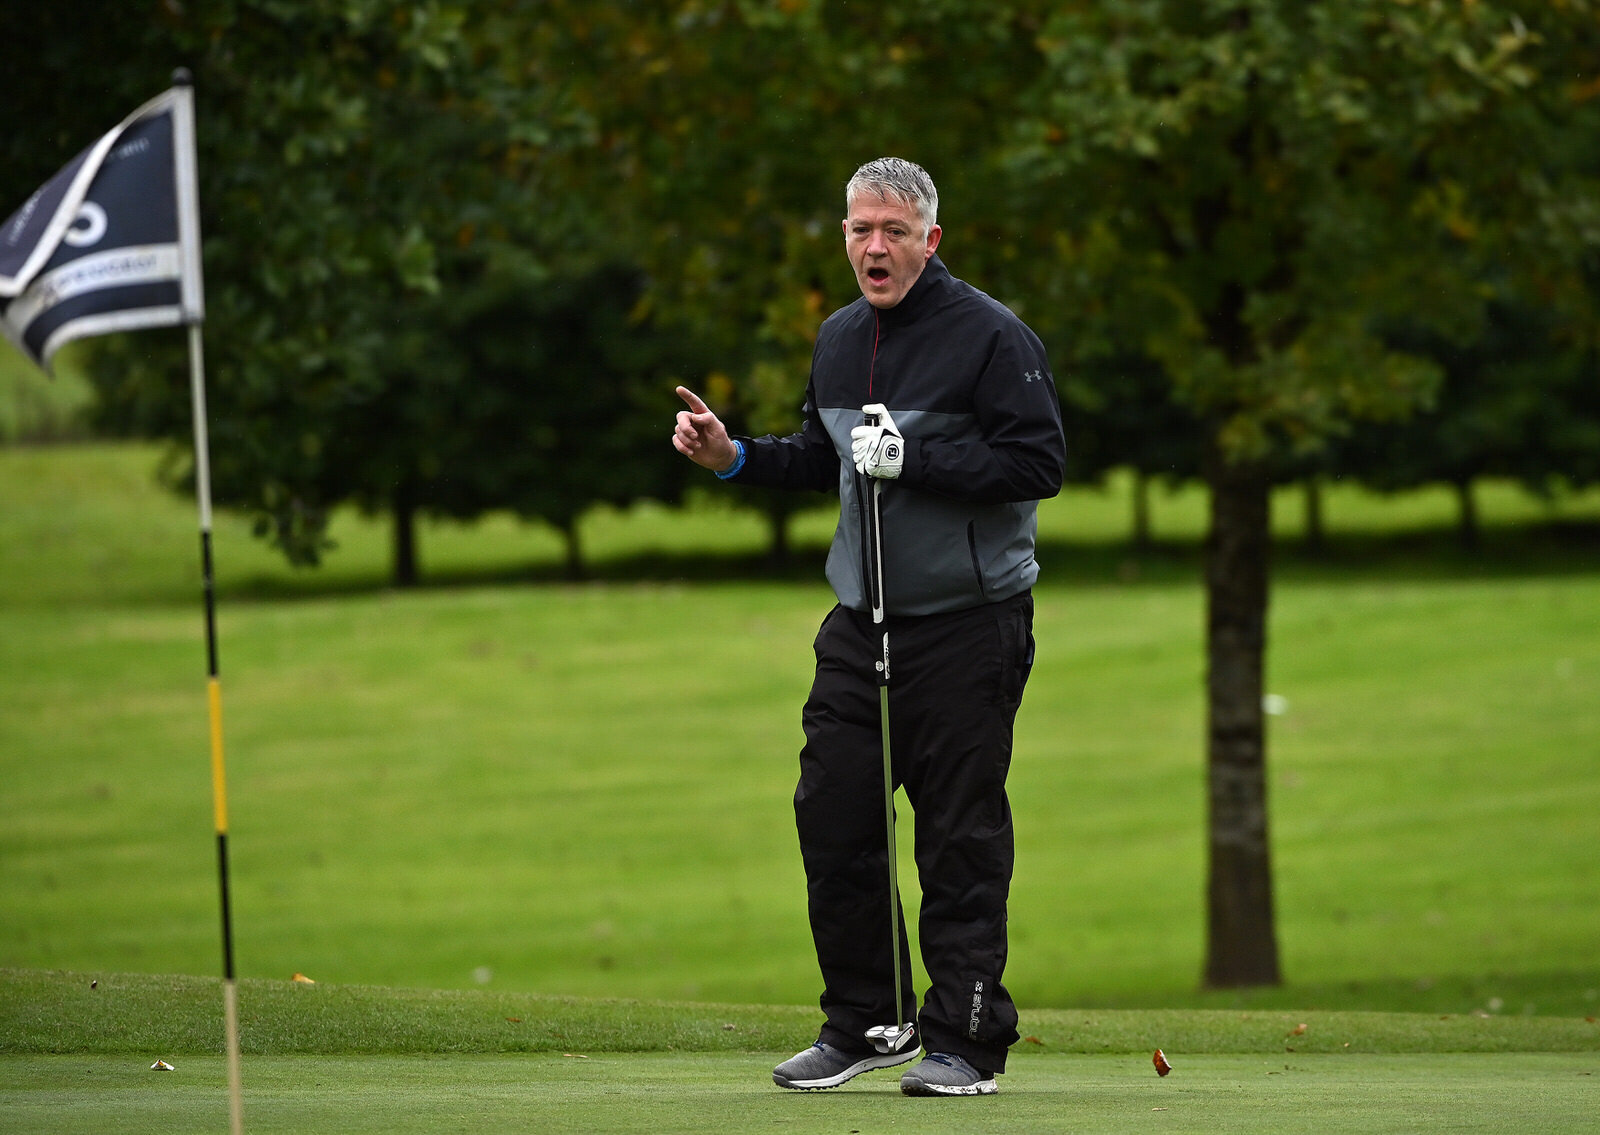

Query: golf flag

[3,75,243,1134]
[0,83,204,372]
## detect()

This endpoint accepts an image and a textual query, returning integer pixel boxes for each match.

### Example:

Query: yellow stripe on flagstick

[208,676,228,835]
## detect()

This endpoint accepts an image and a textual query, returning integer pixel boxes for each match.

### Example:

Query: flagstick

[191,325,243,1135]
[187,317,242,1135]
[173,70,243,1135]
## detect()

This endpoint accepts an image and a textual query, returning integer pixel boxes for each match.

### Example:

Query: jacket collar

[874,253,949,328]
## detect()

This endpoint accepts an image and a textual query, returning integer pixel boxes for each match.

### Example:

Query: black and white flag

[0,84,203,373]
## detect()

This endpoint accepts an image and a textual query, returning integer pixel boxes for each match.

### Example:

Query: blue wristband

[715,439,747,480]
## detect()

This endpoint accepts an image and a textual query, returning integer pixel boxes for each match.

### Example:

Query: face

[843,192,941,309]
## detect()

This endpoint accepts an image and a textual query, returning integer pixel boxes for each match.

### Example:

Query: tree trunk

[1454,478,1479,551]
[560,520,585,581]
[1131,468,1152,550]
[765,494,792,568]
[1303,477,1325,553]
[1202,455,1282,989]
[392,476,420,588]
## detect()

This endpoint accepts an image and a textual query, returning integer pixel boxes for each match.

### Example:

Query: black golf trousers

[796,591,1034,1074]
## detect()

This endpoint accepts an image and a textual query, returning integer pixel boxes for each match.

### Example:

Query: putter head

[865,1022,916,1054]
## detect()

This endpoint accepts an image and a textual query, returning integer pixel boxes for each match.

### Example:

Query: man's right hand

[672,386,739,473]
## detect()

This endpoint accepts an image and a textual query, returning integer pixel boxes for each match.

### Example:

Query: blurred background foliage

[4,0,1594,582]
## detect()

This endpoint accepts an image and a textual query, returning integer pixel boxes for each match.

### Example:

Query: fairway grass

[4,444,1600,1021]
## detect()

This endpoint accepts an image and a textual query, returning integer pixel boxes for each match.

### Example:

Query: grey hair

[845,157,939,234]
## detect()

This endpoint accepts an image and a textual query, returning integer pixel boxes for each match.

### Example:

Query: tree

[1,4,174,206]
[1060,354,1203,547]
[318,254,699,582]
[1010,0,1599,987]
[14,1,690,584]
[1341,298,1600,548]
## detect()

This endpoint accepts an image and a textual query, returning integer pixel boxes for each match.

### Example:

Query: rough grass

[0,341,95,443]
[5,969,1596,1057]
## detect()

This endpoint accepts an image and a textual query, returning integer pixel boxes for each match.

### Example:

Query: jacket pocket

[966,521,988,603]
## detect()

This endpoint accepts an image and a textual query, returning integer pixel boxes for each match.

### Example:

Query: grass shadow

[216,517,1600,604]
[1067,968,1600,1019]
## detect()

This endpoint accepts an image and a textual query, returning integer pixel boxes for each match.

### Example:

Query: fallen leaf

[291,973,315,984]
[505,1017,523,1024]
[1023,1036,1045,1046]
[1153,1049,1172,1076]
[151,1060,174,1071]
[562,1053,588,1059]
[1288,1022,1308,1037]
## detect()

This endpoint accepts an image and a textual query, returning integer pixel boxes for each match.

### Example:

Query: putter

[858,412,915,1056]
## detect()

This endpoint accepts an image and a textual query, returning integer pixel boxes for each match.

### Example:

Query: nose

[865,226,888,256]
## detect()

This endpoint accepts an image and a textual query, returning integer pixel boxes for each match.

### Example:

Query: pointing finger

[676,385,710,415]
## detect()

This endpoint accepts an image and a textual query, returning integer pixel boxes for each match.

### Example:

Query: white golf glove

[851,403,904,479]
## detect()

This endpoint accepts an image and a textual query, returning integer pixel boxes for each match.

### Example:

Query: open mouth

[867,267,890,282]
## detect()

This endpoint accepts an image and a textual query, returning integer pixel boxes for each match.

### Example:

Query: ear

[923,224,942,260]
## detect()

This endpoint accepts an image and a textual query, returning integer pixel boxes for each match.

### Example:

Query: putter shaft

[868,473,906,1041]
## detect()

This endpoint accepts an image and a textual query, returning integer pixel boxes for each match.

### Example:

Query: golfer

[672,157,1065,1096]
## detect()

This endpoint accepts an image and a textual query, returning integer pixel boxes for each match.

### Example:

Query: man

[672,157,1064,1097]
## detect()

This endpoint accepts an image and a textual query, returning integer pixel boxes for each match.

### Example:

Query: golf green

[4,1051,1597,1134]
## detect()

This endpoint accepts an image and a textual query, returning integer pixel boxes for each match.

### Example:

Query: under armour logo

[1023,369,1044,383]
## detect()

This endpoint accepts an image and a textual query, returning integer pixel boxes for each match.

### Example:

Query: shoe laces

[924,1052,995,1080]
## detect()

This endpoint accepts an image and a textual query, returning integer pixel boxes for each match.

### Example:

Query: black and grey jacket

[729,255,1066,616]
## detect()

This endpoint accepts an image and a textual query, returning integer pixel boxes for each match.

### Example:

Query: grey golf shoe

[772,1042,918,1090]
[899,1052,998,1096]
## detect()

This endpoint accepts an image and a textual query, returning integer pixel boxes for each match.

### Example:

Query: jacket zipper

[869,308,881,400]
